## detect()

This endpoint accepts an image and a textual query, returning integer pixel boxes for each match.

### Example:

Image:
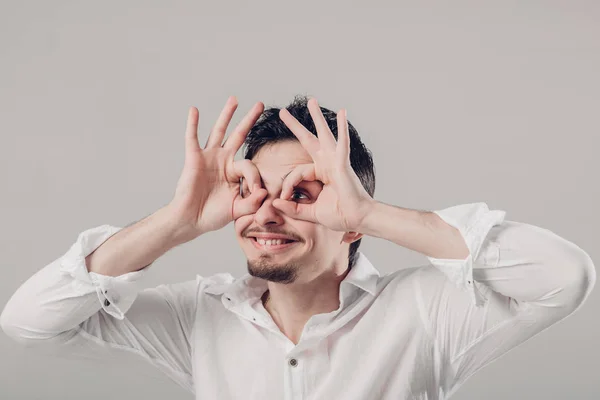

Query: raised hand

[272,98,375,233]
[168,96,268,241]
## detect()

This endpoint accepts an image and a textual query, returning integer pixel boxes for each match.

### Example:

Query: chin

[246,259,300,284]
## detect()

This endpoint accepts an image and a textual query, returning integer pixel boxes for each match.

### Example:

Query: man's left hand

[272,98,375,233]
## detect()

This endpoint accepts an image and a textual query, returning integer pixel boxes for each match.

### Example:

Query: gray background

[1,1,598,399]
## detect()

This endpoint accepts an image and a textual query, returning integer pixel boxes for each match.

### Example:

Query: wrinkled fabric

[427,202,507,307]
[1,202,595,400]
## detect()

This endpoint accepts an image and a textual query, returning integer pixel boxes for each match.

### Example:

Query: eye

[240,179,251,198]
[290,189,309,201]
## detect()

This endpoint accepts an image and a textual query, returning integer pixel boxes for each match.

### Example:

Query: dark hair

[243,94,376,270]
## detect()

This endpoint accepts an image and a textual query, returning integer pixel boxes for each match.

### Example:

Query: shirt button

[289,358,298,367]
[104,299,110,307]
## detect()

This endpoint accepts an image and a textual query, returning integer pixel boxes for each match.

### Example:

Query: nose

[253,194,285,226]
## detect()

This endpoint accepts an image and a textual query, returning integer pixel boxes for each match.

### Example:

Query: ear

[341,231,364,244]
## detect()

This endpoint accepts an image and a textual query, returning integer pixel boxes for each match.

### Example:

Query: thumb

[272,199,316,222]
[233,188,268,217]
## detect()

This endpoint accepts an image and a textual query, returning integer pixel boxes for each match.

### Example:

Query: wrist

[356,200,383,236]
[157,204,201,246]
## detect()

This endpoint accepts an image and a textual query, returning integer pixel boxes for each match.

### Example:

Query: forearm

[86,204,190,277]
[358,201,470,260]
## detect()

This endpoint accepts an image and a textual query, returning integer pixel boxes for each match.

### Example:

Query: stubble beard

[246,257,300,284]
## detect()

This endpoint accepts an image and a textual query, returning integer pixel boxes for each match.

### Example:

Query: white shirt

[0,202,596,400]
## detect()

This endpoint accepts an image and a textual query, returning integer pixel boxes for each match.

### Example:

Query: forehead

[251,141,313,178]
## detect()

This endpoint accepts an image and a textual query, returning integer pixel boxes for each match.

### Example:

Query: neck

[261,267,351,345]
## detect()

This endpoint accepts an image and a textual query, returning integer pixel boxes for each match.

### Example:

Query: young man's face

[234,140,353,284]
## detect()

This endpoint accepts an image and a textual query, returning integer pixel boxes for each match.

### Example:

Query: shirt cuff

[426,202,506,307]
[59,224,154,319]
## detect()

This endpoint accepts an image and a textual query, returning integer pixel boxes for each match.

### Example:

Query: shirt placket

[285,351,304,400]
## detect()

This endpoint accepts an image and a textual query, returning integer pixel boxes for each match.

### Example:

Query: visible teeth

[257,238,287,246]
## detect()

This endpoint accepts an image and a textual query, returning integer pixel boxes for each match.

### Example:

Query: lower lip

[250,238,298,252]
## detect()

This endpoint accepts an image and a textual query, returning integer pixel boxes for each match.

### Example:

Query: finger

[336,109,351,164]
[307,98,337,150]
[272,199,317,223]
[185,106,201,158]
[279,108,320,155]
[234,186,268,218]
[280,164,316,200]
[223,101,265,152]
[205,96,238,149]
[232,159,263,194]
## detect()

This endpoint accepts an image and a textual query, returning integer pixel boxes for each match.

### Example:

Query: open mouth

[250,237,299,252]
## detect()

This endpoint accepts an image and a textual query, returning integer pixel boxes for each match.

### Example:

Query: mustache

[244,229,303,242]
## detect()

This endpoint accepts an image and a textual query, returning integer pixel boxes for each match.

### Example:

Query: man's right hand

[167,96,268,243]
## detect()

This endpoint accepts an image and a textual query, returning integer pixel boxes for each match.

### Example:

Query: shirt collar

[202,251,381,305]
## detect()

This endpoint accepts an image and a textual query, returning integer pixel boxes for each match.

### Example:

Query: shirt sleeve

[426,202,508,307]
[0,225,199,394]
[416,202,596,392]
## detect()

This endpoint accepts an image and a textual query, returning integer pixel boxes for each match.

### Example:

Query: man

[1,95,596,399]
